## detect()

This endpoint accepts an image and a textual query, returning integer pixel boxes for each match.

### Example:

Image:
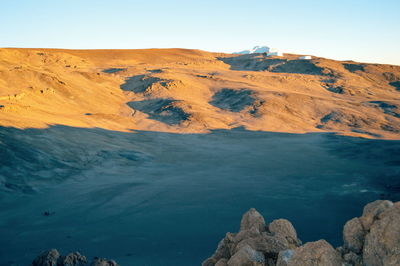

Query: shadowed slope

[1,125,400,265]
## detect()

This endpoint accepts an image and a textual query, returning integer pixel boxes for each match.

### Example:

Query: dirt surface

[1,48,399,139]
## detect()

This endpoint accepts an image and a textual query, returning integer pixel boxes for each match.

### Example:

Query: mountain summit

[234,46,271,54]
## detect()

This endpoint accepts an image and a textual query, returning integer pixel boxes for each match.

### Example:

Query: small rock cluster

[203,200,400,266]
[32,249,119,266]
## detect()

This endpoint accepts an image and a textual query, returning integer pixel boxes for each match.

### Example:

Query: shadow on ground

[218,54,326,75]
[0,125,400,265]
[127,98,190,125]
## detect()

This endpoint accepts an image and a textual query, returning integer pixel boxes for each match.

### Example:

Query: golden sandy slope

[0,48,399,138]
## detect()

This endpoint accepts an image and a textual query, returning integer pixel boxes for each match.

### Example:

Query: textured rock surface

[31,250,118,266]
[58,252,87,266]
[359,200,393,231]
[240,208,266,233]
[276,240,342,266]
[339,200,400,266]
[343,217,365,253]
[32,249,60,266]
[362,202,400,266]
[204,200,400,266]
[204,208,301,266]
[269,219,301,249]
[227,244,265,266]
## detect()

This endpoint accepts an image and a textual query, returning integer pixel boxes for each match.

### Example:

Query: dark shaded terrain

[1,126,400,265]
[219,54,326,75]
[128,99,190,125]
[210,88,256,112]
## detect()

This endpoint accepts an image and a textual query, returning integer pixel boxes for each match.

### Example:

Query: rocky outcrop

[30,200,399,266]
[202,208,302,266]
[32,249,61,266]
[276,240,342,266]
[32,249,118,266]
[204,200,400,266]
[340,200,400,266]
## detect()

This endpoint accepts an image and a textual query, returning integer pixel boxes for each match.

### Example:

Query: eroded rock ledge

[203,200,400,266]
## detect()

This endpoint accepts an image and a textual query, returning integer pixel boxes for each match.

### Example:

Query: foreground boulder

[340,200,400,266]
[276,240,342,266]
[202,208,302,266]
[32,250,118,266]
[204,200,400,266]
[32,249,60,266]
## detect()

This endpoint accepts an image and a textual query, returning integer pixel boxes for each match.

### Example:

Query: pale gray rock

[234,225,262,244]
[276,249,294,266]
[362,202,400,266]
[240,208,266,233]
[215,258,228,266]
[204,201,400,266]
[343,217,365,253]
[234,233,289,256]
[227,244,265,266]
[360,200,393,231]
[277,240,342,266]
[343,251,362,266]
[269,219,301,248]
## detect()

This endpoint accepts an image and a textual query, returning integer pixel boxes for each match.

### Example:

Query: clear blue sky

[1,0,399,65]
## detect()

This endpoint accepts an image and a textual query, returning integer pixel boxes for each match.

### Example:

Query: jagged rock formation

[32,249,118,266]
[203,200,400,266]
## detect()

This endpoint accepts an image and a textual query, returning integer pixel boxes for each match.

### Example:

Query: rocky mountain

[0,48,399,139]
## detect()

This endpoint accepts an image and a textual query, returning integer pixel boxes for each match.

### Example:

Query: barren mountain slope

[1,48,399,138]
